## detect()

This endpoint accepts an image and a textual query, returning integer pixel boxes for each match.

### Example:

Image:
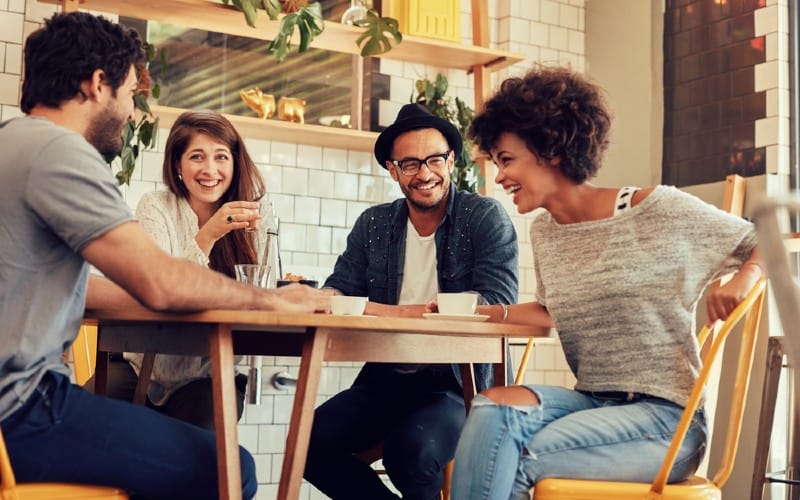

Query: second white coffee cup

[330,295,368,315]
[437,292,478,315]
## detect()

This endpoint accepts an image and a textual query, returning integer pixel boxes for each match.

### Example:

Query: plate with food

[277,272,319,288]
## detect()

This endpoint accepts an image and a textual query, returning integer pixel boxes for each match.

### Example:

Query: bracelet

[500,303,509,322]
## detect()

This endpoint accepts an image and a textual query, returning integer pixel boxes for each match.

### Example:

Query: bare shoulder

[631,186,657,207]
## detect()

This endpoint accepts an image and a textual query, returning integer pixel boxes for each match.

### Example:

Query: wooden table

[83,307,538,500]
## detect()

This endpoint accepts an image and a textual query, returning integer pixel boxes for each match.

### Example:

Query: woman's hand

[425,299,438,313]
[706,255,764,324]
[195,201,260,255]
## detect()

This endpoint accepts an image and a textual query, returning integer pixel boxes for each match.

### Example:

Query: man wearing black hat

[304,103,519,499]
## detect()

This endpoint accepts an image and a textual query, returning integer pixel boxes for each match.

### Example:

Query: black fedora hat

[374,103,462,168]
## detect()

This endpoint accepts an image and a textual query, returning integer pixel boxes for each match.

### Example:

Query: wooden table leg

[132,352,155,405]
[459,363,476,410]
[95,351,109,395]
[494,337,509,387]
[278,327,328,500]
[209,323,241,500]
[751,337,784,500]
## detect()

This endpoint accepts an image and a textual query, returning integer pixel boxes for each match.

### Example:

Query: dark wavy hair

[21,12,144,113]
[469,66,612,184]
[163,110,267,278]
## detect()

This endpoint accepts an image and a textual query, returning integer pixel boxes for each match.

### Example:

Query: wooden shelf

[152,105,378,152]
[47,0,524,72]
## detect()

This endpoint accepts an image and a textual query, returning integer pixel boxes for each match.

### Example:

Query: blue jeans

[1,371,257,499]
[304,366,466,500]
[451,385,707,500]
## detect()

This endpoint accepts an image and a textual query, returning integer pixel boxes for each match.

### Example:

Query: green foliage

[222,0,401,61]
[104,41,166,186]
[268,2,324,62]
[354,9,402,56]
[412,74,479,193]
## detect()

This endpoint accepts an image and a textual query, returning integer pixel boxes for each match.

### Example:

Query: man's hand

[273,283,333,313]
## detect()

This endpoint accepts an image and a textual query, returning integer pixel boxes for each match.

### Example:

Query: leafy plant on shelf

[223,0,402,62]
[104,42,167,186]
[412,74,480,194]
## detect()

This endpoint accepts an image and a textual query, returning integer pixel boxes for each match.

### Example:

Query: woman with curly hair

[449,66,764,498]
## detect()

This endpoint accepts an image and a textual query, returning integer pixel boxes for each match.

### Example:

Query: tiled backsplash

[662,0,767,187]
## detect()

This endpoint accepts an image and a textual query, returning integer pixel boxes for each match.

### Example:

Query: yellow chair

[71,324,98,386]
[0,417,128,499]
[530,278,766,499]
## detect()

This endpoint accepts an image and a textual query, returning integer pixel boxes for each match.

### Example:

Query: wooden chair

[71,324,98,386]
[0,420,128,499]
[530,278,766,499]
[751,196,800,498]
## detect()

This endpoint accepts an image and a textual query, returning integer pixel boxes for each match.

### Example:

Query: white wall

[585,0,663,189]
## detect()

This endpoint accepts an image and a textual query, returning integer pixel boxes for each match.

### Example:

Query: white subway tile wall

[12,0,586,497]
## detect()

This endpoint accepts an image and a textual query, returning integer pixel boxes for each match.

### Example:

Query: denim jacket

[324,186,519,391]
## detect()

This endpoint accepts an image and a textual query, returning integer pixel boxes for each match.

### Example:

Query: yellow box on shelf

[385,0,461,43]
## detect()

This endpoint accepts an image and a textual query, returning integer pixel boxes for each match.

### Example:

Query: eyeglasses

[390,150,452,176]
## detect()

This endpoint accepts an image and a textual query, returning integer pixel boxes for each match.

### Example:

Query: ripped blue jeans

[451,385,707,500]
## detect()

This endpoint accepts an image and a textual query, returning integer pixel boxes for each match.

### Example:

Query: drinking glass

[234,264,271,288]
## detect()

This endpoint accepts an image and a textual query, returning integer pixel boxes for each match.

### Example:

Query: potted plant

[412,74,480,193]
[223,0,402,62]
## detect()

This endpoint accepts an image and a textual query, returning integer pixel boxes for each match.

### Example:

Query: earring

[177,171,183,181]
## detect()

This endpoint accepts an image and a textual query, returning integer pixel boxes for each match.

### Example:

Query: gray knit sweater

[532,185,757,406]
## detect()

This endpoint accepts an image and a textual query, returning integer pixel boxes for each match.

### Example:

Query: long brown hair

[163,110,266,277]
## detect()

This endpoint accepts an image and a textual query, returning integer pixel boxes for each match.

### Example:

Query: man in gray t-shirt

[0,12,329,499]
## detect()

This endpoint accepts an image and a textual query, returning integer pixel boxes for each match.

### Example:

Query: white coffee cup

[330,295,368,315]
[437,292,478,315]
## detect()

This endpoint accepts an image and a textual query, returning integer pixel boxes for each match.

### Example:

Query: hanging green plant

[104,42,167,186]
[412,74,480,193]
[222,0,402,62]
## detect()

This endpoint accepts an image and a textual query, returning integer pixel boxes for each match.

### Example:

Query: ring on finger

[226,215,234,223]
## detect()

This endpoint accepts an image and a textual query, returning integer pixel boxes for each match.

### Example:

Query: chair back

[0,425,18,495]
[751,196,800,394]
[649,278,766,494]
[71,324,98,386]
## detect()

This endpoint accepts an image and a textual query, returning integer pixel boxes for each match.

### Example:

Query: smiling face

[491,131,560,214]
[85,65,137,157]
[387,128,454,212]
[178,132,235,212]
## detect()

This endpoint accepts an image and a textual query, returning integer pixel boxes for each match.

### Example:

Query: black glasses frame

[390,150,452,176]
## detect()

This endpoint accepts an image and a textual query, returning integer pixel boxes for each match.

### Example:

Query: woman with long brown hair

[96,109,273,430]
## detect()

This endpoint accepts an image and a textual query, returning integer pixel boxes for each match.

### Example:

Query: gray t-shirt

[532,185,757,407]
[0,116,133,421]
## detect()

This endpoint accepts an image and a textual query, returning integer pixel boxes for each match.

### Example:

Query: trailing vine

[105,42,167,185]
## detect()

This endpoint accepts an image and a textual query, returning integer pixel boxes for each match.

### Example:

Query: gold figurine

[278,97,306,124]
[239,88,276,119]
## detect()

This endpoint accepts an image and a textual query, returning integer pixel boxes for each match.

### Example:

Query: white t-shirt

[395,219,439,374]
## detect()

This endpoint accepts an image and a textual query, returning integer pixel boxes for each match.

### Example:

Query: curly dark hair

[163,110,266,278]
[469,66,612,184]
[21,12,144,113]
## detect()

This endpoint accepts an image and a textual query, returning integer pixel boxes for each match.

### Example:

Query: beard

[85,102,127,158]
[401,176,451,212]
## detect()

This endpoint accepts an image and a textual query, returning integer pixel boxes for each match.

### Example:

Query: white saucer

[422,313,490,322]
